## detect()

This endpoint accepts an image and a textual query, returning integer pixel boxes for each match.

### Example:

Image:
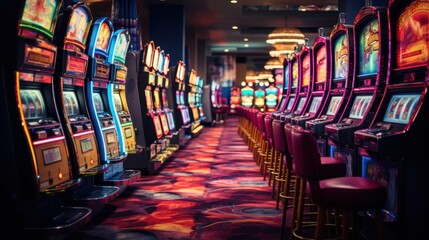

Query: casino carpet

[71,115,284,240]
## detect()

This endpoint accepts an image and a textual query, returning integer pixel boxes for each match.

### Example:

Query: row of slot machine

[271,0,428,238]
[0,0,205,236]
[240,83,280,112]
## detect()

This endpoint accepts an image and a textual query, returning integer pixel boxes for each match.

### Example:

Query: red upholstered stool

[291,126,387,240]
[255,112,267,166]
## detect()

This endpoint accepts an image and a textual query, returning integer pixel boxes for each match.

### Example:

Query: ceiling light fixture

[266,27,306,45]
[264,57,283,70]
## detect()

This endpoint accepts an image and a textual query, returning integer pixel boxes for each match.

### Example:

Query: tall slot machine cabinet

[4,0,91,235]
[107,29,141,183]
[324,3,390,177]
[153,48,179,157]
[282,39,313,123]
[276,49,300,120]
[271,55,291,119]
[196,77,206,120]
[354,0,429,238]
[254,85,266,111]
[265,83,279,112]
[306,13,355,156]
[53,2,120,208]
[240,83,255,109]
[85,17,133,186]
[291,28,331,128]
[187,69,204,136]
[170,60,192,146]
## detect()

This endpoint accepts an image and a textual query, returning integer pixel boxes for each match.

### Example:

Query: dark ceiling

[83,0,340,72]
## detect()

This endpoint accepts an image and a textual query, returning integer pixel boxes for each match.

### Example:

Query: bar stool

[291,126,387,240]
[271,119,290,204]
[255,112,266,166]
[261,115,274,181]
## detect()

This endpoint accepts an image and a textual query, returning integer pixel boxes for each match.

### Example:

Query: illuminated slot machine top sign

[108,30,130,83]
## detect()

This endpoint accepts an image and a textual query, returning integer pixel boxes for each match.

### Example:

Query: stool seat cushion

[316,176,387,209]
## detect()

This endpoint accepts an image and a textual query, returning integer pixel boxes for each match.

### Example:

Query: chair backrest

[283,123,295,169]
[272,119,289,155]
[291,126,321,180]
[264,115,274,139]
[257,112,266,132]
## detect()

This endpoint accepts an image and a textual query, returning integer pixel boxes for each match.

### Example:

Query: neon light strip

[101,125,116,131]
[121,122,133,127]
[73,130,95,137]
[107,83,125,152]
[87,81,107,163]
[33,136,66,146]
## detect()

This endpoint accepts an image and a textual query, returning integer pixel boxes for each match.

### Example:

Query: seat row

[236,106,387,240]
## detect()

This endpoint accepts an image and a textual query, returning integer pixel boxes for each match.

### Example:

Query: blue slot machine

[240,83,255,108]
[107,29,141,181]
[282,39,313,123]
[291,28,331,129]
[196,76,206,120]
[354,0,429,238]
[85,17,129,184]
[4,0,91,234]
[265,84,279,112]
[306,13,355,156]
[325,3,390,178]
[254,86,266,111]
[271,55,291,119]
[53,2,120,206]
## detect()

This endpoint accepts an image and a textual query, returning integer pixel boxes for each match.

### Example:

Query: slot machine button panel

[72,125,84,133]
[34,130,48,139]
[50,128,62,136]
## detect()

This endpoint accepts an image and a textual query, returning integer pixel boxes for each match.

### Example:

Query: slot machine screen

[144,42,154,68]
[383,94,420,124]
[180,92,185,105]
[114,33,129,63]
[176,91,181,105]
[106,132,116,144]
[42,147,62,165]
[358,18,379,77]
[95,22,111,53]
[349,95,372,119]
[162,90,169,108]
[65,6,90,45]
[124,127,133,138]
[93,92,105,113]
[296,97,307,112]
[145,89,154,109]
[396,3,429,68]
[283,64,289,90]
[113,93,123,111]
[80,138,93,153]
[20,0,58,35]
[326,96,342,115]
[315,46,327,82]
[63,91,80,116]
[308,96,323,113]
[20,89,47,119]
[286,96,295,111]
[278,98,287,111]
[301,55,311,86]
[333,33,348,80]
[255,89,265,98]
[153,90,161,108]
[291,61,298,88]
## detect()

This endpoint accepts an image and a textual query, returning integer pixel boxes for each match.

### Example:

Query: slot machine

[282,39,313,123]
[229,86,241,113]
[5,0,91,234]
[254,86,266,111]
[271,55,291,119]
[187,69,204,136]
[240,83,254,108]
[277,49,300,120]
[291,28,331,128]
[85,17,131,185]
[123,41,169,173]
[196,76,206,120]
[171,60,192,146]
[305,13,355,156]
[324,3,390,178]
[107,29,141,181]
[53,2,120,206]
[265,83,279,112]
[158,51,179,150]
[202,80,217,125]
[354,0,429,238]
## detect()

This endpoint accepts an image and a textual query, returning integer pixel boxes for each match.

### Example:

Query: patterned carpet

[71,115,284,240]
